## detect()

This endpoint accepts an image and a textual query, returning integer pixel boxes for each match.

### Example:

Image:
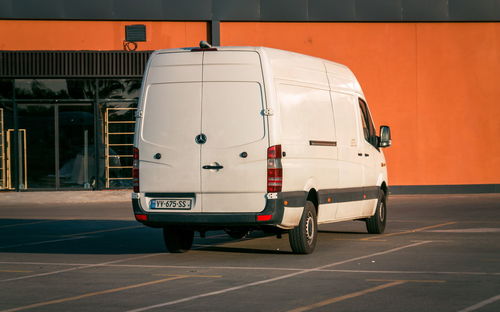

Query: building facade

[1,0,499,192]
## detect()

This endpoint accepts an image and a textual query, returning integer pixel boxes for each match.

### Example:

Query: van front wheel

[365,191,387,234]
[288,201,318,254]
[162,227,194,253]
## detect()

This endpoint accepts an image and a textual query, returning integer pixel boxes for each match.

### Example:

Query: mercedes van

[132,43,392,254]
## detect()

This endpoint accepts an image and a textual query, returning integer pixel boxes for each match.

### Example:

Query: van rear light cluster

[133,147,139,193]
[135,214,147,222]
[267,145,283,192]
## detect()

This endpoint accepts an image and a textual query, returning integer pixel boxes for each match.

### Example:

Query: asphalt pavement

[0,192,499,312]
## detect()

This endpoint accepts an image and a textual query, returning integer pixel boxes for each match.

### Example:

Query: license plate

[150,199,192,210]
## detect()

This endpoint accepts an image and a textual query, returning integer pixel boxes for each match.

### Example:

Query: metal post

[17,130,24,189]
[210,20,220,46]
[84,129,90,189]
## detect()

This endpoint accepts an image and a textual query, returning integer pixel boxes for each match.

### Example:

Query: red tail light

[133,147,139,193]
[267,145,282,192]
[135,214,147,222]
[257,214,272,222]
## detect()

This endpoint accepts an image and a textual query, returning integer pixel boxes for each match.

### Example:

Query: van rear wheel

[288,201,317,254]
[162,227,194,253]
[365,191,387,234]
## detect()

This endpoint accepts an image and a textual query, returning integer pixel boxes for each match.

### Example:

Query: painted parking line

[321,269,500,276]
[0,236,89,249]
[288,279,445,312]
[0,270,32,273]
[428,228,500,233]
[457,294,500,312]
[361,221,457,241]
[1,261,499,277]
[0,253,164,282]
[154,274,222,278]
[0,220,61,229]
[288,280,405,312]
[124,241,432,312]
[0,274,220,312]
[367,279,445,283]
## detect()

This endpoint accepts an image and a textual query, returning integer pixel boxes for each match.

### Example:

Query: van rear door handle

[202,165,224,170]
[364,153,369,157]
[358,153,363,156]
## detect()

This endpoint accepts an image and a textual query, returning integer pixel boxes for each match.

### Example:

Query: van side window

[358,98,378,148]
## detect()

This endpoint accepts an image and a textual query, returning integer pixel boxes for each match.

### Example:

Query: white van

[132,43,391,254]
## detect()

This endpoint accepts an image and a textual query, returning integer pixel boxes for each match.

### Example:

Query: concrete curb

[0,190,130,205]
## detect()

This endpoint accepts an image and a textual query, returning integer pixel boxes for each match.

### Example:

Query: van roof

[153,46,363,96]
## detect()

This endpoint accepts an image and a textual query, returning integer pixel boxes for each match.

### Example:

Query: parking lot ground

[0,193,499,312]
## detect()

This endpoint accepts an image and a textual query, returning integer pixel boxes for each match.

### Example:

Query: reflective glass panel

[59,104,95,188]
[0,80,13,99]
[15,79,95,99]
[18,104,56,188]
[98,79,141,99]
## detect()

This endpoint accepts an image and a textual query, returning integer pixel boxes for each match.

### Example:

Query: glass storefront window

[18,104,56,188]
[4,77,142,190]
[0,80,13,99]
[98,79,141,99]
[15,79,95,99]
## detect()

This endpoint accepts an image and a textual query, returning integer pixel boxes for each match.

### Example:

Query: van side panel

[276,82,339,192]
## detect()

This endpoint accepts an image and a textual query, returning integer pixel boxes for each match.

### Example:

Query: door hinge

[135,110,143,118]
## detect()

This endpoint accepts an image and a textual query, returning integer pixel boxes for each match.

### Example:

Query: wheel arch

[380,181,388,196]
[306,188,319,214]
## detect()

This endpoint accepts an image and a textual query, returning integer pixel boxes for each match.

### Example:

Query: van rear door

[138,52,203,212]
[201,51,268,213]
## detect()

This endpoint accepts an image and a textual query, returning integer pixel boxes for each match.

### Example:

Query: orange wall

[221,22,500,186]
[0,20,207,50]
[1,20,499,186]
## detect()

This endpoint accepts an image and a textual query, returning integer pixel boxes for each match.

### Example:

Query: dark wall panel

[213,0,260,21]
[355,0,402,21]
[0,0,13,17]
[112,0,165,20]
[158,0,212,20]
[12,0,65,19]
[308,0,355,21]
[0,0,499,21]
[62,0,113,20]
[449,0,500,21]
[402,0,449,21]
[260,0,308,21]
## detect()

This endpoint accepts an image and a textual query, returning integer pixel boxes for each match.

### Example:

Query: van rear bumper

[132,195,288,228]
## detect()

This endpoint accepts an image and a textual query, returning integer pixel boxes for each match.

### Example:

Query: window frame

[358,98,378,149]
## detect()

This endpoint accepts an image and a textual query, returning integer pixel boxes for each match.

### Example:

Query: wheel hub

[305,211,315,245]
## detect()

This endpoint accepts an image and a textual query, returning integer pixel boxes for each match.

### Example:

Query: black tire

[288,201,318,254]
[162,227,194,253]
[224,228,249,239]
[366,191,387,234]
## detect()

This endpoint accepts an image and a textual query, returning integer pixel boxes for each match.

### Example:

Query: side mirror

[379,125,391,148]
